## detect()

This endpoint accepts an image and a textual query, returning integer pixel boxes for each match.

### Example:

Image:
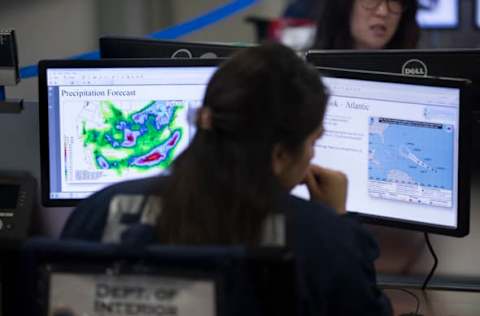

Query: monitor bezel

[38,58,224,207]
[99,35,249,59]
[316,67,471,237]
[305,48,480,76]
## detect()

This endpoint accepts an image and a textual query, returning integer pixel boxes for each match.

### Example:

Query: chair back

[19,238,296,316]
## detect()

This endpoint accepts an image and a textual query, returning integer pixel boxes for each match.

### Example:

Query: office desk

[384,288,480,316]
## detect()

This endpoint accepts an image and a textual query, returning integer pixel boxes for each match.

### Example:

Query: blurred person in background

[284,0,420,49]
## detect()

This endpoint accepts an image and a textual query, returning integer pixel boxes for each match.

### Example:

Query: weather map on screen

[46,66,216,199]
[60,93,198,186]
[368,117,454,208]
[78,99,190,175]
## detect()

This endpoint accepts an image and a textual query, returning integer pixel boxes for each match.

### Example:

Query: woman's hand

[304,164,348,215]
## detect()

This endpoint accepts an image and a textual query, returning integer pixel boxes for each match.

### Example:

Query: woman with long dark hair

[314,0,420,49]
[62,43,392,315]
[158,42,329,246]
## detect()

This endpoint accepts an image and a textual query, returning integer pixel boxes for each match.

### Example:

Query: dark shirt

[61,176,392,316]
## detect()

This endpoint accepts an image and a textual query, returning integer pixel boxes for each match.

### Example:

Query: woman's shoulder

[61,176,169,241]
[285,195,390,315]
[100,175,168,195]
[78,175,168,208]
[284,194,379,260]
[283,193,349,231]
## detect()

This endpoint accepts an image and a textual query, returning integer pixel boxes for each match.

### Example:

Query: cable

[397,288,421,315]
[383,287,421,315]
[421,232,438,291]
[381,234,437,315]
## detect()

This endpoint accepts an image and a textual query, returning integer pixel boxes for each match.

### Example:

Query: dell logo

[171,49,219,59]
[402,59,428,77]
[171,49,193,59]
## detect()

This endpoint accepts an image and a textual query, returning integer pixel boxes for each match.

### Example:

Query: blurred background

[3,0,480,100]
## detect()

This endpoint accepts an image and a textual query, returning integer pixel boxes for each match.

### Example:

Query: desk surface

[384,288,480,316]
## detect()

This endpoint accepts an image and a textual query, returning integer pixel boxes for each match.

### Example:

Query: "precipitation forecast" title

[60,89,136,98]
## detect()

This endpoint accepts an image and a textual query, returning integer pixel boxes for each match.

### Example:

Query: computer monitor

[38,59,222,206]
[416,0,459,29]
[476,0,480,29]
[306,49,480,79]
[292,68,470,237]
[99,36,247,59]
[305,49,480,153]
[39,59,470,236]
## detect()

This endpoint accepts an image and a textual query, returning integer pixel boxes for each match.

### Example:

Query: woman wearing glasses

[314,0,420,49]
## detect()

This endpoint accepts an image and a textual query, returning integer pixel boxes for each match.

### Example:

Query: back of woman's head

[203,42,326,151]
[314,0,419,49]
[158,43,327,246]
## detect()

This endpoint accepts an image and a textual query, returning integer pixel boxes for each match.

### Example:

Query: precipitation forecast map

[70,99,194,180]
[368,117,454,207]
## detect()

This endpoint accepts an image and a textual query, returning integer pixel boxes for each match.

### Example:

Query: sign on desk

[48,272,216,316]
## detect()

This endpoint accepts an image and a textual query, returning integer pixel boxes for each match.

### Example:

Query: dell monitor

[293,68,470,237]
[305,49,480,79]
[38,59,222,207]
[39,60,470,236]
[305,49,480,153]
[99,36,247,59]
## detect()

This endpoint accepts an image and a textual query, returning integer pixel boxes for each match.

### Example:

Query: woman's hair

[313,0,420,49]
[156,43,328,246]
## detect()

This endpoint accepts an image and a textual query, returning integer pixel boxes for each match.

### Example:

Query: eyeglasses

[359,0,407,15]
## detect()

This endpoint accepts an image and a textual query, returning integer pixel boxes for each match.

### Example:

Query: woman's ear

[272,143,291,177]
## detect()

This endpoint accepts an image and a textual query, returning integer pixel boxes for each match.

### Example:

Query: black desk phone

[0,171,35,245]
[0,172,36,315]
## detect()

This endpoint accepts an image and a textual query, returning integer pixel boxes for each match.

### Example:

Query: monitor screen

[476,0,480,28]
[292,70,469,236]
[416,0,459,29]
[39,59,219,206]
